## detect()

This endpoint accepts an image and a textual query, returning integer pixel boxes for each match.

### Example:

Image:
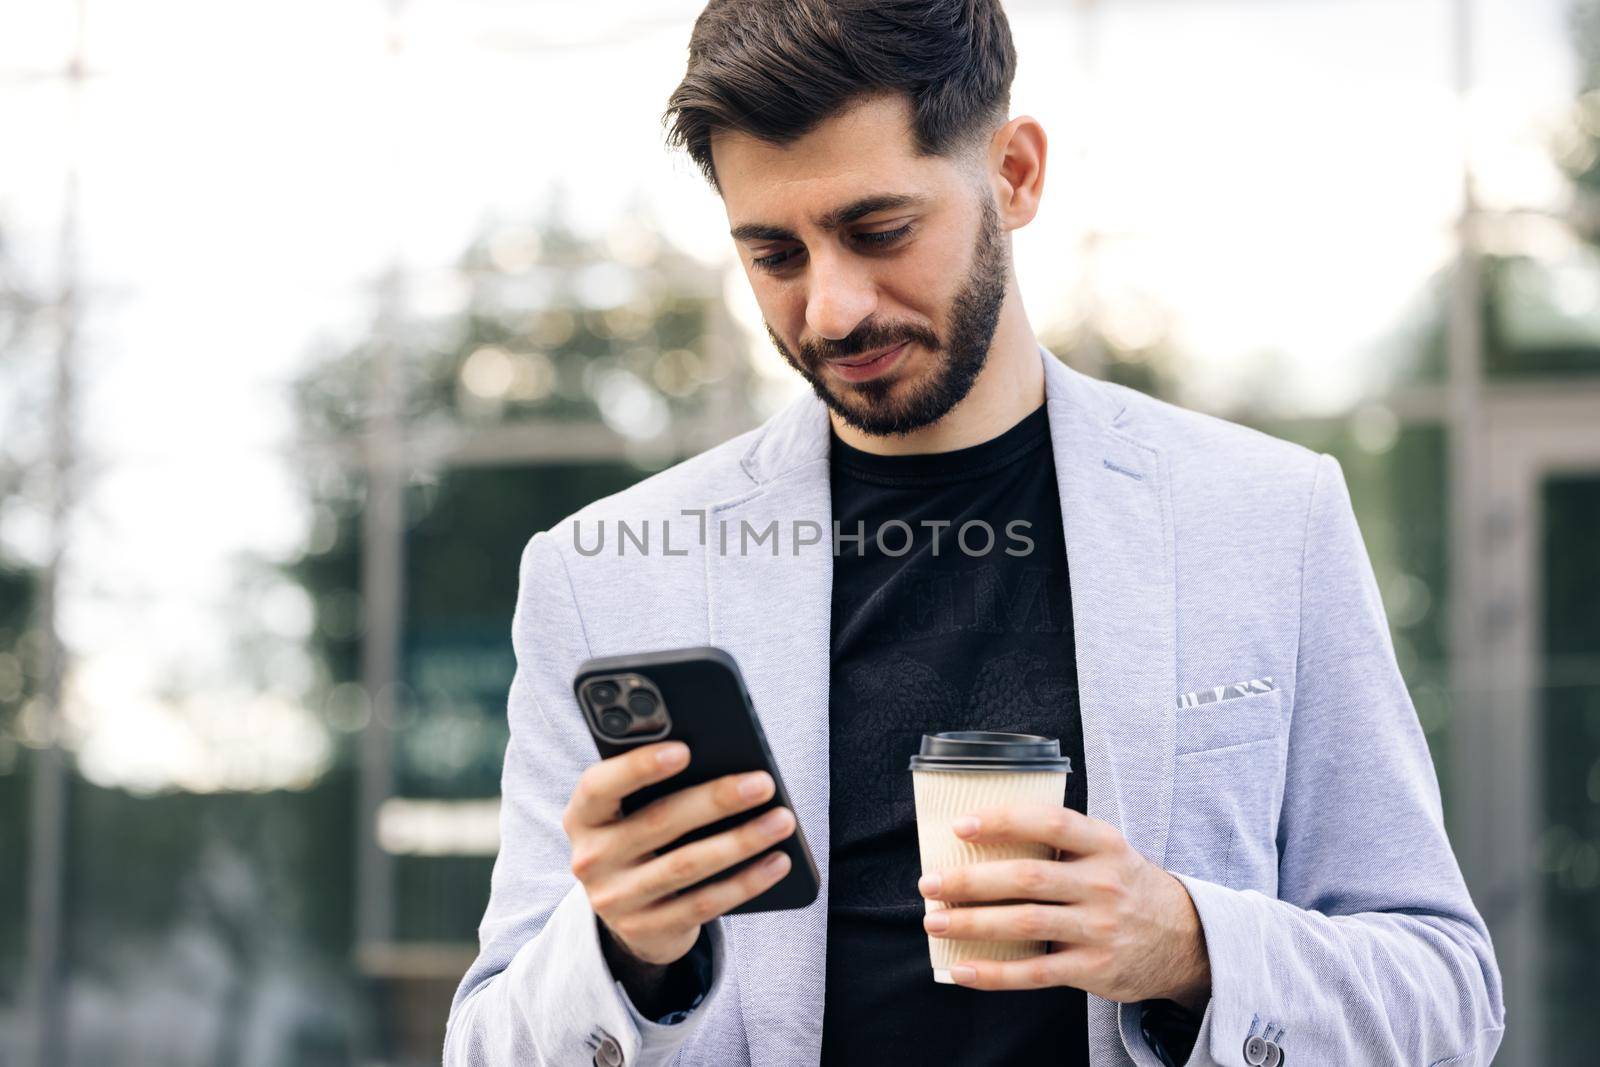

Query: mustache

[801,324,940,363]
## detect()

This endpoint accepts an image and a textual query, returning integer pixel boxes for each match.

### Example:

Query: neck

[829,283,1044,456]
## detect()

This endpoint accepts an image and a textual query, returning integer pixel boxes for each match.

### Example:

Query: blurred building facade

[2,2,1599,1065]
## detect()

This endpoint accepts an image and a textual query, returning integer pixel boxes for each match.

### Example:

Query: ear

[986,115,1047,231]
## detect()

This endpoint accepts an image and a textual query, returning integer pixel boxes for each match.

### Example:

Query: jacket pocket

[1167,690,1286,886]
[1173,687,1285,756]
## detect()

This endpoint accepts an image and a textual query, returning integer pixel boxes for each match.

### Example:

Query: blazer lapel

[707,395,836,1067]
[707,349,1178,1067]
[1043,351,1178,1064]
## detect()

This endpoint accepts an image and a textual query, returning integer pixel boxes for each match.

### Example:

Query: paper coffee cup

[909,731,1071,983]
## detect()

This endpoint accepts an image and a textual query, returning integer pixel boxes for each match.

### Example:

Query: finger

[565,741,692,831]
[920,858,1085,905]
[944,947,1095,992]
[630,846,793,938]
[607,804,796,912]
[923,902,1097,946]
[620,767,776,858]
[952,805,1117,856]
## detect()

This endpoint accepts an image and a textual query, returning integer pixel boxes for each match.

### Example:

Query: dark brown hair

[662,0,1017,192]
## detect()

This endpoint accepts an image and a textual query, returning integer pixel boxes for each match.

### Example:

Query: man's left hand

[917,804,1211,1012]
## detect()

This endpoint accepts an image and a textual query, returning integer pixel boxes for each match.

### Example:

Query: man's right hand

[563,740,796,968]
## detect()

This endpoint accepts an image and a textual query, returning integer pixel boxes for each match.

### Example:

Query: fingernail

[757,807,791,833]
[924,912,949,932]
[658,745,687,766]
[952,816,980,837]
[952,966,976,983]
[761,851,789,873]
[918,873,942,896]
[739,772,773,799]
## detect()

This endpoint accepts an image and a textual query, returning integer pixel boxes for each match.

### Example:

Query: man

[443,1,1505,1064]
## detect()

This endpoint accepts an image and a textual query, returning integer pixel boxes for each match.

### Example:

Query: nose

[804,250,878,343]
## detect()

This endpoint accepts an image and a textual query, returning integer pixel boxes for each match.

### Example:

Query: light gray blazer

[443,346,1505,1066]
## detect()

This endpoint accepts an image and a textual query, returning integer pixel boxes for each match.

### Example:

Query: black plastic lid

[907,731,1072,773]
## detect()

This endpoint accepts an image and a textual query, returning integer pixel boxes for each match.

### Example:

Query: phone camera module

[587,681,619,706]
[626,689,658,716]
[598,709,632,737]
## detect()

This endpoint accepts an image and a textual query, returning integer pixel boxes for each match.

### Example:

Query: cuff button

[1243,1034,1269,1066]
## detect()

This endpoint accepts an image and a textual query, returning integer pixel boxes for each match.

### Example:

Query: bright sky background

[0,0,1583,792]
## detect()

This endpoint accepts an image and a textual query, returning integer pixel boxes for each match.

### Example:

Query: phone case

[572,645,820,913]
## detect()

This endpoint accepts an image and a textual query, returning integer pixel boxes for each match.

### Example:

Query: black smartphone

[572,645,820,913]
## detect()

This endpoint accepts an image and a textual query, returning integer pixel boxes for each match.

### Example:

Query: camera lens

[599,709,632,736]
[627,689,658,716]
[588,681,618,705]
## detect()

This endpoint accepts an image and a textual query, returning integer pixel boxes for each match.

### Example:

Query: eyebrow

[729,192,931,244]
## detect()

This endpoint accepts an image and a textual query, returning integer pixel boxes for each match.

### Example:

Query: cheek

[887,237,967,314]
[879,273,951,328]
[764,287,809,338]
[742,274,794,328]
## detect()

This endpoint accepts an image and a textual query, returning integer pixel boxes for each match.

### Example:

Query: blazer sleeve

[442,531,731,1066]
[1149,453,1506,1065]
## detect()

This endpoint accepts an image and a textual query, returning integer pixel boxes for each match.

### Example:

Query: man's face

[712,94,1011,438]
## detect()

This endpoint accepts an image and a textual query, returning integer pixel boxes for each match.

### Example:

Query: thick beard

[763,194,1009,439]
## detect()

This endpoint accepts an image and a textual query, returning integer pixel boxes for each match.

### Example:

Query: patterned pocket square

[1176,676,1278,709]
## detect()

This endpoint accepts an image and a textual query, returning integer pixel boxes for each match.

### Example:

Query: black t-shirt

[818,402,1090,1065]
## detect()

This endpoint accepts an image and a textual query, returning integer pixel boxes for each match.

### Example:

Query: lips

[829,341,908,367]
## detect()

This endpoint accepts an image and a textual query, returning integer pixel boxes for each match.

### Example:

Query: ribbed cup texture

[911,769,1069,981]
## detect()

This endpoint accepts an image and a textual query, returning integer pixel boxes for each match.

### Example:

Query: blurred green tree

[273,198,753,1059]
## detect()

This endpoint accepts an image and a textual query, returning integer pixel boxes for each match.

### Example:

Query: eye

[855,222,914,247]
[750,222,916,273]
[752,247,802,272]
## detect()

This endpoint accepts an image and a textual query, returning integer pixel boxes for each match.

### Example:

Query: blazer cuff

[541,882,729,1066]
[1118,995,1216,1067]
[1165,872,1291,1066]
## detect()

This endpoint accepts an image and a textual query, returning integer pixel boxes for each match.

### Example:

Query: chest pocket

[1165,688,1287,889]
